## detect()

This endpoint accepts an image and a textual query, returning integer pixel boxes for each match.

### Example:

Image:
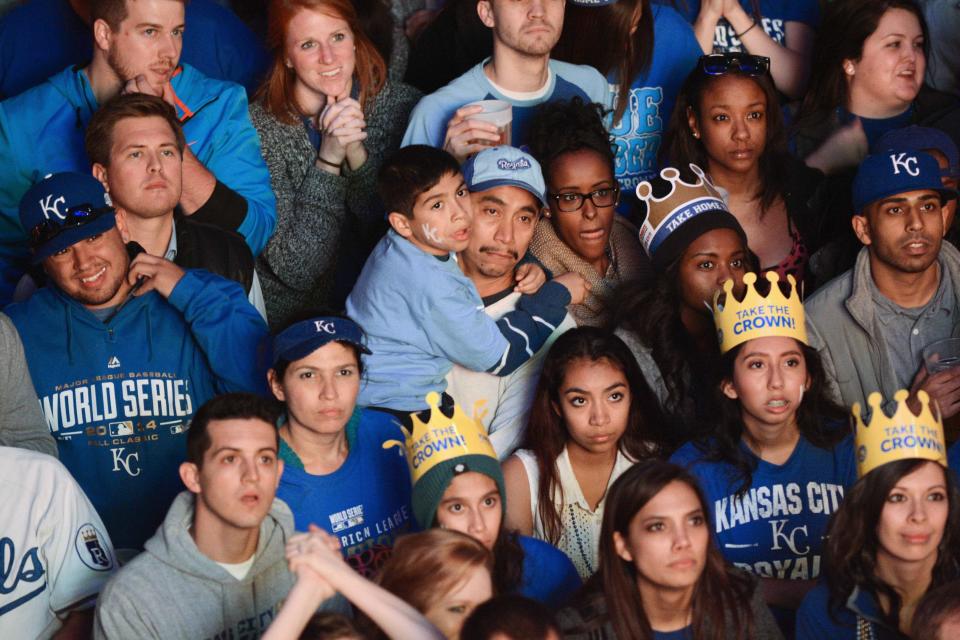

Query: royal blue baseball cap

[19,172,116,263]
[852,150,958,213]
[272,316,372,366]
[873,126,960,179]
[462,146,547,207]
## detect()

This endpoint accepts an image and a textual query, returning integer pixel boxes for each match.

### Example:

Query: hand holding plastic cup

[923,337,960,374]
[464,100,512,147]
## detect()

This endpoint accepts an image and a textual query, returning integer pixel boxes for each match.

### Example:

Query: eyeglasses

[548,187,620,213]
[699,53,770,77]
[29,204,112,248]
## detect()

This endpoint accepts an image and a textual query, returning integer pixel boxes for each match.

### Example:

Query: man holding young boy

[346,145,587,413]
[446,146,575,458]
[401,0,608,162]
[95,393,338,639]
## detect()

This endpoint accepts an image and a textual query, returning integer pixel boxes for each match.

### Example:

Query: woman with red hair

[251,0,421,328]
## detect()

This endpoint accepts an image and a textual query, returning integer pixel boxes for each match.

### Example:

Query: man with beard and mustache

[446,146,576,459]
[400,0,609,163]
[806,149,960,416]
[85,93,267,321]
[0,0,276,307]
[4,172,270,559]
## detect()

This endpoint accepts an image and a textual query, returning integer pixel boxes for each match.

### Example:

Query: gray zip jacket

[94,492,298,640]
[805,243,960,410]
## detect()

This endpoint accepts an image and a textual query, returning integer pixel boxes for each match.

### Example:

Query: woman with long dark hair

[662,54,826,283]
[557,459,782,639]
[251,0,422,327]
[611,164,753,450]
[671,272,854,627]
[502,327,663,579]
[797,431,960,637]
[669,0,818,99]
[794,0,929,175]
[552,0,701,204]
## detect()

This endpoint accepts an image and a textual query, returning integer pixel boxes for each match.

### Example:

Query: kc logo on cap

[852,149,958,213]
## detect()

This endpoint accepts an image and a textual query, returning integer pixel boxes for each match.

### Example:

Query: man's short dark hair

[86,93,187,167]
[912,581,960,640]
[91,0,187,30]
[378,145,461,218]
[461,595,560,640]
[186,393,279,468]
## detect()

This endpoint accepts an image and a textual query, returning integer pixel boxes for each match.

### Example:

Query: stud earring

[692,131,700,139]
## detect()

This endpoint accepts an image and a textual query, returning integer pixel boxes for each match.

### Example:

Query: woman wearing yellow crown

[796,389,960,639]
[670,271,856,632]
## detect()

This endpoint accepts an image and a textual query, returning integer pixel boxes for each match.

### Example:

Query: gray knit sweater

[250,80,422,329]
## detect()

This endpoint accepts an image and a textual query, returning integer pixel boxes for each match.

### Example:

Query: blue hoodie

[0,64,276,304]
[4,269,271,553]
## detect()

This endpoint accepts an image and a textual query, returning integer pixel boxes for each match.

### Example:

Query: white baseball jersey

[0,446,116,638]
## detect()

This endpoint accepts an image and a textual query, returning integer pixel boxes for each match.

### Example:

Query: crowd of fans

[2,0,960,639]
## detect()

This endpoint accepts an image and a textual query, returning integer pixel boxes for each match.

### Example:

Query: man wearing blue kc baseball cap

[806,148,960,419]
[5,170,270,558]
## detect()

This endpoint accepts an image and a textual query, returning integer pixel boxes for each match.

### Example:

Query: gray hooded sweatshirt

[94,491,297,640]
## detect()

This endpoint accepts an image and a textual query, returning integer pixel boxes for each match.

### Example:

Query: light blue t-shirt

[401,58,611,150]
[671,433,856,581]
[610,4,701,210]
[277,408,414,578]
[659,0,820,51]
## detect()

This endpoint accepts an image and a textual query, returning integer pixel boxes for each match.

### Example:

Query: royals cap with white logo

[272,316,372,367]
[19,172,116,263]
[462,146,547,207]
[852,150,958,214]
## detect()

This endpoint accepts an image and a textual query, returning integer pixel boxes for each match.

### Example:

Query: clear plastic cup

[923,337,960,374]
[464,100,512,147]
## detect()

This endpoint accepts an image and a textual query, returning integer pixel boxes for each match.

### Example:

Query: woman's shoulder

[795,580,854,639]
[516,534,582,605]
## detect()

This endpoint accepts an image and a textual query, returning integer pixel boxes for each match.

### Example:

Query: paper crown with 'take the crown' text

[712,271,807,354]
[852,389,947,478]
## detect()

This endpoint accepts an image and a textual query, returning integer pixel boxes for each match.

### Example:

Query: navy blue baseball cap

[852,150,958,213]
[272,317,372,366]
[462,146,547,206]
[19,172,116,263]
[873,126,960,179]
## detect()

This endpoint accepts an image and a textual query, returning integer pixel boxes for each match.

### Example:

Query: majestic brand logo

[107,356,121,369]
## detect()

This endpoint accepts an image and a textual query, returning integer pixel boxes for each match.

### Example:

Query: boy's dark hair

[299,611,360,640]
[86,93,186,167]
[378,145,461,218]
[460,595,560,640]
[186,393,280,468]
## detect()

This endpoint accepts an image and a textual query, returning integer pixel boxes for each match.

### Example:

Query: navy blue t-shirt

[671,434,856,580]
[657,0,820,51]
[277,408,415,577]
[611,4,701,211]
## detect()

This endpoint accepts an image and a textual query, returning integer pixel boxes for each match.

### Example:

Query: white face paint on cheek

[421,223,441,244]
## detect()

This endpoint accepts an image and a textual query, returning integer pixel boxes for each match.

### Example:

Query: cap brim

[31,211,116,264]
[274,334,372,366]
[468,178,546,207]
[858,185,959,212]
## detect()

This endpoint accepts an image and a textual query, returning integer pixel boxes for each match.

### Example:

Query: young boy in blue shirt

[346,145,586,412]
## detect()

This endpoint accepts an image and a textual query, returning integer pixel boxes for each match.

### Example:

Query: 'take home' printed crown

[383,392,497,485]
[636,164,727,255]
[852,389,947,478]
[712,271,807,354]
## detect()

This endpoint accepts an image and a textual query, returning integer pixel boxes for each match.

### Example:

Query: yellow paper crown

[712,271,807,354]
[852,389,947,478]
[383,392,497,484]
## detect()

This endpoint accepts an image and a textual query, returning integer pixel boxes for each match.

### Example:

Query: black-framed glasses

[29,204,112,248]
[699,53,770,77]
[549,187,621,213]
